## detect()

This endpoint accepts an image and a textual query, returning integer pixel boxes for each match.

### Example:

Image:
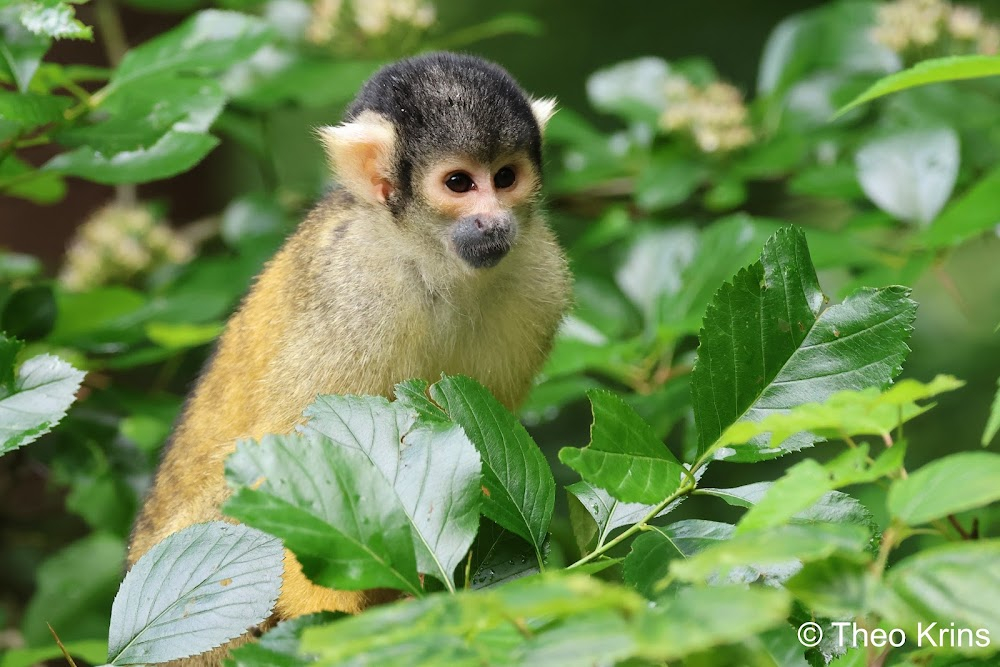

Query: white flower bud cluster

[307,0,436,44]
[871,0,1000,57]
[60,204,193,291]
[658,75,755,154]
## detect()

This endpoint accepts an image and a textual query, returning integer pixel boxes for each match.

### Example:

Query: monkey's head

[318,52,556,271]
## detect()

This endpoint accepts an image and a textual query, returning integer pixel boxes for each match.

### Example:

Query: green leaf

[108,521,282,665]
[145,321,223,350]
[0,154,65,203]
[837,55,1000,116]
[623,521,733,598]
[228,614,338,667]
[302,394,481,590]
[0,9,50,91]
[717,375,963,453]
[108,10,271,93]
[2,283,56,340]
[44,129,218,184]
[16,1,92,40]
[922,165,1000,248]
[692,226,917,463]
[985,377,1000,447]
[786,556,871,617]
[56,76,226,154]
[635,153,707,212]
[300,573,644,666]
[47,286,149,347]
[854,127,959,225]
[466,519,542,589]
[560,390,686,504]
[428,375,555,565]
[0,339,85,456]
[670,523,871,583]
[876,540,1000,652]
[0,90,71,128]
[567,479,688,554]
[225,433,422,595]
[614,224,699,324]
[0,641,107,667]
[888,452,1000,526]
[757,2,898,96]
[638,587,791,661]
[20,533,123,646]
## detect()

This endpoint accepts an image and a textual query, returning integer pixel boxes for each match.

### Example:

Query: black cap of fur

[344,52,543,206]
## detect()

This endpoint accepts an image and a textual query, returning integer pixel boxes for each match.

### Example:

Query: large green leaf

[56,77,226,154]
[837,55,1000,116]
[888,452,1000,526]
[302,394,481,590]
[225,433,422,595]
[424,376,555,565]
[876,540,1000,652]
[786,556,870,617]
[43,129,219,184]
[669,522,871,583]
[108,522,282,665]
[300,574,644,667]
[854,127,959,226]
[637,587,791,661]
[560,390,686,504]
[107,10,271,93]
[0,335,85,456]
[691,226,916,463]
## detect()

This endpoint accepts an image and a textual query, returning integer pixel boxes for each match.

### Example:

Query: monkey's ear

[530,97,557,133]
[318,111,396,204]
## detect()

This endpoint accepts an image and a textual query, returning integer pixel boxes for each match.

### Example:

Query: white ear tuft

[530,97,557,133]
[317,111,396,204]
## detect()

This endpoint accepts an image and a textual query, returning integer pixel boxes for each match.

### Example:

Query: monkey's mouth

[451,215,517,269]
[455,237,513,269]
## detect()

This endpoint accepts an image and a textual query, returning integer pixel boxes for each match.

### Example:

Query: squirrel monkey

[127,52,570,634]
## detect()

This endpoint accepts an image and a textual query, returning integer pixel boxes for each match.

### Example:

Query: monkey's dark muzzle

[451,213,517,269]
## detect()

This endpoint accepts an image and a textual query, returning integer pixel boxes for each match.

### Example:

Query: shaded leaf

[786,556,871,617]
[888,451,1000,526]
[0,10,50,91]
[922,165,1000,248]
[108,522,282,665]
[0,90,71,129]
[670,523,871,583]
[638,587,791,661]
[876,540,1000,653]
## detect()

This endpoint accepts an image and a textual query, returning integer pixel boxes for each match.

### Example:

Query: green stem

[94,0,135,205]
[567,480,696,569]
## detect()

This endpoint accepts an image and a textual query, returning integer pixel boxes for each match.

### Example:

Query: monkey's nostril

[475,218,485,231]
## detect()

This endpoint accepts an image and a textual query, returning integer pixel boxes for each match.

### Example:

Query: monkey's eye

[494,166,516,189]
[445,172,474,193]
